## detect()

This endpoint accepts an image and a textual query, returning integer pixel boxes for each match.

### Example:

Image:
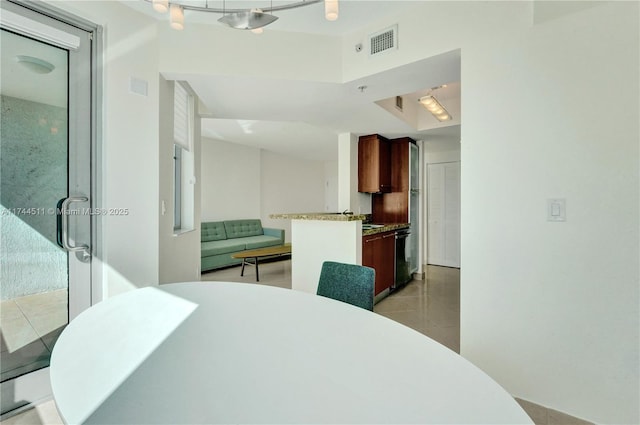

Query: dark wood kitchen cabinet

[358,134,391,193]
[372,137,415,223]
[362,231,395,295]
[390,137,411,191]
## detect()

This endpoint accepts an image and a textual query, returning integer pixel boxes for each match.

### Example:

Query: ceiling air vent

[369,25,398,56]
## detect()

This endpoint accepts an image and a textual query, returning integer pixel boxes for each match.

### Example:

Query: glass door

[0,1,93,415]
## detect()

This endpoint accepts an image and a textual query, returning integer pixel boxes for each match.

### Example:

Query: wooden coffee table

[231,244,291,281]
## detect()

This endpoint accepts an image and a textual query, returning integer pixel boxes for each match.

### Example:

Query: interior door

[427,162,460,267]
[0,1,93,415]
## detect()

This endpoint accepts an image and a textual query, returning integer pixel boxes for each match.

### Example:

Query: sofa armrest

[263,227,284,243]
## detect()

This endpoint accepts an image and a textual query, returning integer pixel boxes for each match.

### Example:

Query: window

[173,144,182,230]
[173,82,195,233]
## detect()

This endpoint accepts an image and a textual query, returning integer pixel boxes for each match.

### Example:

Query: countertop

[270,212,368,222]
[269,212,408,236]
[362,223,410,236]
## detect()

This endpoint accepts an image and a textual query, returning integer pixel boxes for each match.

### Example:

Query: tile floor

[201,258,460,352]
[1,290,67,382]
[201,259,592,425]
[201,260,460,353]
[2,260,592,424]
[0,401,62,425]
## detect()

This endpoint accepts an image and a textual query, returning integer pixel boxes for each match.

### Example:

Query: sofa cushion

[224,219,263,239]
[242,235,283,250]
[201,239,246,257]
[201,222,227,242]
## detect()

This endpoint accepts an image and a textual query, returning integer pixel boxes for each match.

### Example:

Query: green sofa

[201,219,285,272]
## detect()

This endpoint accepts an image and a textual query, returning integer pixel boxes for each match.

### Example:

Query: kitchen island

[270,213,408,295]
[270,213,365,293]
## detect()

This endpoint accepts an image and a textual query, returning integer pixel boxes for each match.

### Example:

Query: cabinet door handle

[365,237,382,243]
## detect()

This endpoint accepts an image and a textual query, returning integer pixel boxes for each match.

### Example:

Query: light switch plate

[129,77,148,96]
[547,198,566,222]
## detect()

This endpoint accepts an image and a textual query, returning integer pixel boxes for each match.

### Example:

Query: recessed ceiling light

[15,55,55,74]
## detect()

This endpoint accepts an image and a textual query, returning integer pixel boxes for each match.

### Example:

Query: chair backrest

[317,261,375,311]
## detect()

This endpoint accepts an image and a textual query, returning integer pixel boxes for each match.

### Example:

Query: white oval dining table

[50,282,532,424]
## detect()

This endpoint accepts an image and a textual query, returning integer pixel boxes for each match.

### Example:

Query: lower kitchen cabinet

[362,231,395,295]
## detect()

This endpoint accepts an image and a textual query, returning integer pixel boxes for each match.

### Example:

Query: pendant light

[152,0,168,13]
[146,0,334,31]
[170,4,184,30]
[325,0,339,21]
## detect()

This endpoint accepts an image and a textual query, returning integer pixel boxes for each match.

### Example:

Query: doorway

[0,1,97,415]
[427,161,461,268]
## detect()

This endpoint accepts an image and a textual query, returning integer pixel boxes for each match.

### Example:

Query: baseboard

[412,271,425,281]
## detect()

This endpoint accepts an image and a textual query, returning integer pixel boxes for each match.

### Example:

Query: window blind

[174,82,191,151]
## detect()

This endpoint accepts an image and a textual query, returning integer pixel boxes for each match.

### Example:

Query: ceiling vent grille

[369,25,398,56]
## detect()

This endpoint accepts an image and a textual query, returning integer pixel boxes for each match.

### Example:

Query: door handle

[58,196,91,261]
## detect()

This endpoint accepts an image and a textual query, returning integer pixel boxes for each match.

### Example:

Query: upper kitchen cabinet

[358,134,391,193]
[390,137,412,192]
[372,137,417,223]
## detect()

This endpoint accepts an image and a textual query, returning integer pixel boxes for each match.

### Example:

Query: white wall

[291,220,362,293]
[52,1,161,297]
[159,22,341,83]
[158,78,202,283]
[260,150,326,241]
[200,140,328,243]
[200,137,262,221]
[324,160,338,213]
[424,149,460,165]
[337,133,371,215]
[340,1,530,82]
[42,2,639,422]
[341,2,638,423]
[460,3,639,424]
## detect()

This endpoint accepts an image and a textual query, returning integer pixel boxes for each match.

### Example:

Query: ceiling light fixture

[418,95,450,122]
[418,86,451,122]
[325,0,339,21]
[15,55,55,74]
[152,0,168,13]
[146,0,335,31]
[218,7,278,30]
[169,4,184,30]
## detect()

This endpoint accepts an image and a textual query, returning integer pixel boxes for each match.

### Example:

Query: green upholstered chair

[317,261,375,311]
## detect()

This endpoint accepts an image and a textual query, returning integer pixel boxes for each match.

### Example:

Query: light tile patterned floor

[1,290,67,382]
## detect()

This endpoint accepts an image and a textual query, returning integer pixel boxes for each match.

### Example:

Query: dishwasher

[394,229,411,288]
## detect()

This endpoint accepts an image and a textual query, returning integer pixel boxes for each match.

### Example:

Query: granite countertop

[269,212,368,222]
[269,212,409,235]
[362,223,410,236]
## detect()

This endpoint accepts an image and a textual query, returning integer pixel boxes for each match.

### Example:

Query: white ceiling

[0,30,67,107]
[1,1,462,161]
[125,1,461,160]
[177,49,461,160]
